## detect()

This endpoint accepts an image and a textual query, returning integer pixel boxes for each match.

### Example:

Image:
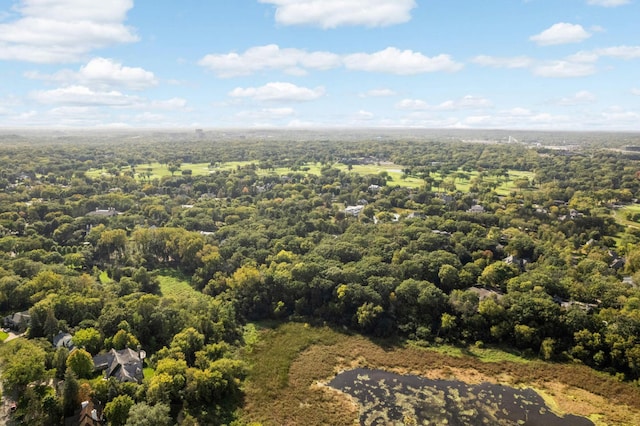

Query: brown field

[239,323,640,426]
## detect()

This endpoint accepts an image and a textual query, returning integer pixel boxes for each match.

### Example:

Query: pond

[328,368,594,426]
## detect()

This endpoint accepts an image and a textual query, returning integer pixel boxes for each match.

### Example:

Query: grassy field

[614,204,640,228]
[0,330,8,342]
[156,268,204,300]
[86,160,538,194]
[239,322,640,426]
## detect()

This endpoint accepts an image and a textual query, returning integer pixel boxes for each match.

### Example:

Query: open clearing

[86,161,536,194]
[239,323,640,426]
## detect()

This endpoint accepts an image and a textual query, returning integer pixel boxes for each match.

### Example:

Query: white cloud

[201,45,461,77]
[355,110,374,120]
[344,47,463,74]
[395,99,429,110]
[396,96,491,111]
[533,61,596,78]
[31,85,140,106]
[587,0,630,6]
[25,58,157,90]
[595,45,640,59]
[435,95,492,110]
[395,95,493,111]
[632,88,640,96]
[229,82,325,102]
[149,98,188,110]
[471,55,533,69]
[359,89,397,98]
[259,0,417,28]
[30,85,187,112]
[236,107,296,119]
[530,23,591,46]
[0,0,138,63]
[462,108,572,129]
[566,51,600,63]
[199,44,341,77]
[555,90,597,105]
[600,107,640,123]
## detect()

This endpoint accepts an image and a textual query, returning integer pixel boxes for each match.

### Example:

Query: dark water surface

[328,369,594,426]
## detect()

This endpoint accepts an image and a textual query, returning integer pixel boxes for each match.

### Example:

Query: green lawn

[86,160,537,195]
[0,330,8,342]
[614,204,640,228]
[155,268,212,306]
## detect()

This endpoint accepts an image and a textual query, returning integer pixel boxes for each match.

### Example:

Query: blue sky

[0,0,639,130]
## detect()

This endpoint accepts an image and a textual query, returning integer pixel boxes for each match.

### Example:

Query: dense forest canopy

[2,130,640,425]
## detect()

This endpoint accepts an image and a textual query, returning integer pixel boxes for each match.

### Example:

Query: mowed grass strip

[240,322,640,426]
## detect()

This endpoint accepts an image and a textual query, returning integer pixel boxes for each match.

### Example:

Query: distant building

[468,205,485,214]
[3,311,31,332]
[53,331,75,351]
[87,207,120,217]
[79,399,104,426]
[93,348,145,383]
[345,205,365,216]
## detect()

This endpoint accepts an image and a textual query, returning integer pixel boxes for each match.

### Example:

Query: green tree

[170,327,205,367]
[63,369,79,417]
[125,402,172,426]
[111,329,140,350]
[53,346,70,379]
[0,339,46,391]
[105,395,135,426]
[72,327,102,354]
[66,348,94,379]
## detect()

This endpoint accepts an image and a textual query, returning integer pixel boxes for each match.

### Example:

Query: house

[344,205,365,216]
[87,207,120,217]
[504,255,527,270]
[53,331,75,351]
[468,204,485,214]
[78,399,104,426]
[3,310,31,332]
[93,348,145,383]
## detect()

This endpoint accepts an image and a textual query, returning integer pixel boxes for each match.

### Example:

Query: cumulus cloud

[533,61,596,78]
[259,0,417,28]
[30,85,140,106]
[344,47,463,74]
[471,55,533,69]
[25,58,157,90]
[587,0,630,6]
[201,45,461,77]
[530,23,592,46]
[30,85,187,110]
[236,107,296,119]
[0,0,138,63]
[229,82,325,102]
[436,96,492,110]
[359,89,397,98]
[462,108,571,129]
[198,44,341,77]
[395,99,429,110]
[396,96,491,111]
[595,45,640,59]
[555,90,597,105]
